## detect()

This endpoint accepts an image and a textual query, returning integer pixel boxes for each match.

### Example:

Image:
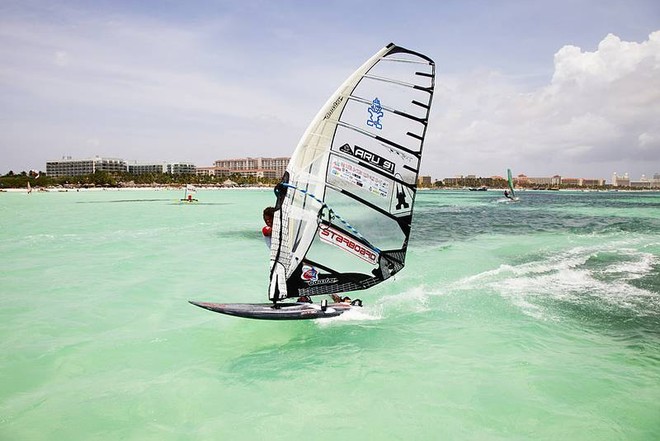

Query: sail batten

[412,100,431,109]
[268,43,435,302]
[363,74,423,89]
[374,135,421,158]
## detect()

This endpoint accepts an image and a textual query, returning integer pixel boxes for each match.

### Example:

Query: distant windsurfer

[504,190,514,200]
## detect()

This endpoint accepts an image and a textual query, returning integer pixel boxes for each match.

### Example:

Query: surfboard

[189,300,351,320]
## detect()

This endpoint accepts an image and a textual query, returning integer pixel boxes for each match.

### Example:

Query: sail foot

[377,249,406,279]
[268,262,288,302]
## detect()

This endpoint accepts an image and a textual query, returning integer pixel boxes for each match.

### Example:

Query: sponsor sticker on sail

[319,226,379,265]
[329,156,389,198]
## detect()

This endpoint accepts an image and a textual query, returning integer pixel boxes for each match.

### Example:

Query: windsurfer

[261,207,275,237]
[504,190,513,200]
[331,294,363,306]
[262,207,275,246]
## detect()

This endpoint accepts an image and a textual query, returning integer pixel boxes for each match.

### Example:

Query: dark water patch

[166,202,229,206]
[75,199,230,206]
[76,199,173,203]
[630,263,660,294]
[215,229,262,241]
[600,219,660,234]
[583,252,636,284]
[411,203,659,247]
[536,294,660,338]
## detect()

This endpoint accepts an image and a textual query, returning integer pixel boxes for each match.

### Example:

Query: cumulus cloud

[427,31,660,180]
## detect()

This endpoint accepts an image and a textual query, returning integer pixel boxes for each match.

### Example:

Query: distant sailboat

[180,184,198,203]
[27,181,32,194]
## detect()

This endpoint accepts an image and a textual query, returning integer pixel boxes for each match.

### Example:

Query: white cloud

[427,31,660,180]
[0,14,323,167]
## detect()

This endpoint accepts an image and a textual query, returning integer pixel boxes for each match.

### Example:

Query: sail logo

[319,226,378,265]
[301,265,319,282]
[367,97,384,129]
[324,96,344,120]
[307,277,338,286]
[330,155,390,198]
[339,144,395,175]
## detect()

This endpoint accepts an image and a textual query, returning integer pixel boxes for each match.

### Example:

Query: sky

[1,0,659,181]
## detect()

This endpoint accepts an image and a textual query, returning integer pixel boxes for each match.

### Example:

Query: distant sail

[181,184,198,202]
[268,43,435,301]
[507,169,516,198]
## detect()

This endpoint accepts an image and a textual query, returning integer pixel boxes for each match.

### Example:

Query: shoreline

[2,186,659,193]
[0,185,273,193]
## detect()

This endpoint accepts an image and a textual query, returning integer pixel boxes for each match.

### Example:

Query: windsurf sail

[506,169,516,198]
[268,43,435,302]
[181,184,198,202]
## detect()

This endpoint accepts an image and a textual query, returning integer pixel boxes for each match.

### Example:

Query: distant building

[612,172,630,187]
[128,162,167,175]
[526,176,553,185]
[418,176,432,187]
[126,161,195,175]
[442,176,463,186]
[210,157,290,179]
[47,156,196,177]
[630,180,653,189]
[582,178,605,186]
[195,166,216,176]
[46,156,127,177]
[561,177,581,186]
[166,162,196,175]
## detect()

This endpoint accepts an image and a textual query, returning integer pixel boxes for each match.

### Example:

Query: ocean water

[1,188,659,440]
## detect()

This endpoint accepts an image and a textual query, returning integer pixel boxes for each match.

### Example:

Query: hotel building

[417,176,432,187]
[125,161,195,175]
[46,156,127,177]
[202,157,290,179]
[46,156,196,177]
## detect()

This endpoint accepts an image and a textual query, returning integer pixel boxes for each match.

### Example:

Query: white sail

[268,43,435,301]
[507,169,515,198]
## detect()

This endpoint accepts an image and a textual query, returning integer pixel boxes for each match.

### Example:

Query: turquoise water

[1,189,659,440]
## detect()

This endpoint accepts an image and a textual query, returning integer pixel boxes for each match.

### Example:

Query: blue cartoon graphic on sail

[367,98,384,129]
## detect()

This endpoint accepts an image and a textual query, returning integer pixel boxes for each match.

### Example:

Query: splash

[451,238,660,321]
